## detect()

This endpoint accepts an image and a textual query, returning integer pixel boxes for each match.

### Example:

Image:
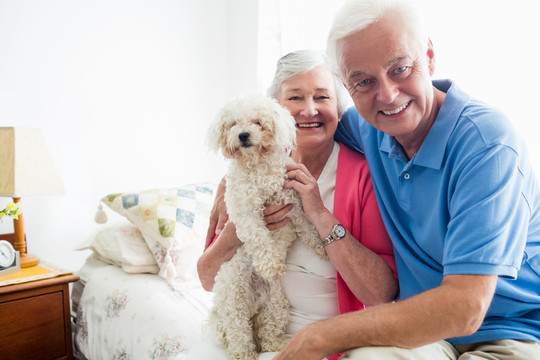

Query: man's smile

[380,101,411,115]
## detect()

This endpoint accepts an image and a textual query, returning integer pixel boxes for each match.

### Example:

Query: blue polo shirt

[336,79,540,345]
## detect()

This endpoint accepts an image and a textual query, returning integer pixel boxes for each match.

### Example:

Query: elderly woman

[190,50,398,360]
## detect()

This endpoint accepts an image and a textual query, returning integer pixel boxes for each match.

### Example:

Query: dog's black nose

[239,132,250,143]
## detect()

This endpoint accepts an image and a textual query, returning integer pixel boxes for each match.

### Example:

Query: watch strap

[322,224,345,247]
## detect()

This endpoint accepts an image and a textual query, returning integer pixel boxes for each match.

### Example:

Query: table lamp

[0,127,64,268]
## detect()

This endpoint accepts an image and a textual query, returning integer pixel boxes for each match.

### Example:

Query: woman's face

[278,66,340,152]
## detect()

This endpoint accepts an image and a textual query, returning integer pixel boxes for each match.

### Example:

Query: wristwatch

[322,223,346,247]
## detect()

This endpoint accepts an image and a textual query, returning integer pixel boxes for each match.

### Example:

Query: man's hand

[205,178,228,250]
[273,321,334,360]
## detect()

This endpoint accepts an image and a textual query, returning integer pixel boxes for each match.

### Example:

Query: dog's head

[207,94,296,165]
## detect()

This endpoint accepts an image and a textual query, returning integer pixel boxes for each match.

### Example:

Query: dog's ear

[206,109,227,154]
[274,105,297,151]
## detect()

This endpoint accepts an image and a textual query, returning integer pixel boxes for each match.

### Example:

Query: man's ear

[426,38,436,76]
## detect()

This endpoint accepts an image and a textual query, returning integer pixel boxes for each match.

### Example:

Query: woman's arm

[204,178,228,250]
[315,209,397,306]
[197,221,241,291]
[283,162,398,306]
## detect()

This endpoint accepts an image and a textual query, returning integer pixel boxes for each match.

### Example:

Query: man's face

[337,12,438,149]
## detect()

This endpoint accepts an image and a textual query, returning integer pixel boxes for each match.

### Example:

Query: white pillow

[75,222,159,275]
[100,183,217,280]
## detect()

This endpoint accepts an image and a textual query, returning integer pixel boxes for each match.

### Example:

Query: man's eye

[395,66,408,74]
[354,79,371,89]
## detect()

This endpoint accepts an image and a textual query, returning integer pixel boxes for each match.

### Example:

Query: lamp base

[12,197,40,268]
[20,252,40,268]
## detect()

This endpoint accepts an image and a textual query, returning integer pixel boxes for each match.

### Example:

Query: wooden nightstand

[0,272,80,360]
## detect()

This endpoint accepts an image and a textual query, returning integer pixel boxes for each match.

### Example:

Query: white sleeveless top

[282,142,340,336]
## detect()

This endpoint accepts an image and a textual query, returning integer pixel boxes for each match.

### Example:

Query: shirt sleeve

[335,107,365,154]
[443,144,529,279]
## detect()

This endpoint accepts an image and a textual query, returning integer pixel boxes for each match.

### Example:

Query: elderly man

[270,0,540,359]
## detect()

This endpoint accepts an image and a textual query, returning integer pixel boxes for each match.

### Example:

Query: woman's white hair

[267,49,350,117]
[326,0,428,78]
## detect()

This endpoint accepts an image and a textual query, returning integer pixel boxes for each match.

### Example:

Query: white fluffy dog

[206,94,327,360]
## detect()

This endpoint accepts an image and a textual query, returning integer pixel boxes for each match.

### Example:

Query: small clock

[0,239,20,277]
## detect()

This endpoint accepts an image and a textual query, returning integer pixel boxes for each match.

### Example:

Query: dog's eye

[252,120,262,127]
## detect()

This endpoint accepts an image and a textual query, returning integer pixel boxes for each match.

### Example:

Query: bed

[71,183,217,360]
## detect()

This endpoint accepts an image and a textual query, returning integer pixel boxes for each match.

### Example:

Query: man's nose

[376,78,399,104]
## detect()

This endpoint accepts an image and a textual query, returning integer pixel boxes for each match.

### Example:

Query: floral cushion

[100,183,217,280]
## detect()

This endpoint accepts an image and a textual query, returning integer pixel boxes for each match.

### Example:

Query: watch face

[0,240,16,268]
[335,224,346,238]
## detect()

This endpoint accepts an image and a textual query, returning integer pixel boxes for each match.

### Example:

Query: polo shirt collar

[379,79,471,169]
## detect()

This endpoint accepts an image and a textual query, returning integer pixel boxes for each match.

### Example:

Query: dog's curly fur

[206,94,327,360]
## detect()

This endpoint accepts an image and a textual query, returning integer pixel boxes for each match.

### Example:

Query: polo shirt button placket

[397,171,412,210]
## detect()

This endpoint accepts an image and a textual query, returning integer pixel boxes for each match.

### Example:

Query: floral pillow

[100,183,217,280]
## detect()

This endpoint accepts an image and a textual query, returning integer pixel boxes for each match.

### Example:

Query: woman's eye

[288,96,301,101]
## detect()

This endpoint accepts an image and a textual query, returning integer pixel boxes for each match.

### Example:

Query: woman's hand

[263,202,293,230]
[283,163,329,225]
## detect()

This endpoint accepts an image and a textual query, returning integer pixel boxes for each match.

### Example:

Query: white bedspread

[73,257,213,360]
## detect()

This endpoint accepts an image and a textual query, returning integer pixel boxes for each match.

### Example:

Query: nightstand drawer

[0,274,79,360]
[0,291,66,359]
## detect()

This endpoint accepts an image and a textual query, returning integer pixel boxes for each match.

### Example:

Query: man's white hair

[326,0,428,79]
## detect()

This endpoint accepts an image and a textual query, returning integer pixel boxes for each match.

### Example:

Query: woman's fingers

[264,202,293,225]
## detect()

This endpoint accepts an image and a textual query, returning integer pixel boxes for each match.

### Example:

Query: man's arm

[274,274,497,359]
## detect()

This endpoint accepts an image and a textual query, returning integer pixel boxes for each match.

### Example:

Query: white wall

[1,0,539,271]
[422,0,540,177]
[0,0,260,270]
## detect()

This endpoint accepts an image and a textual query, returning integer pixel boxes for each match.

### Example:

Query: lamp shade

[0,127,64,197]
